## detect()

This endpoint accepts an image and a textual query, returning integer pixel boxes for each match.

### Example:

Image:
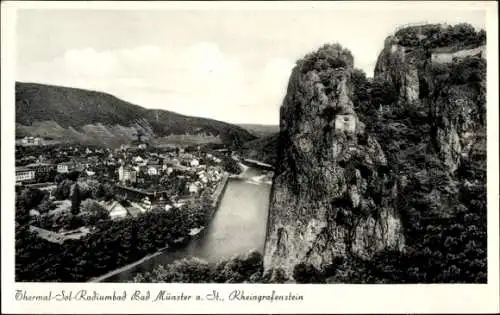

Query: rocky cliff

[374,23,486,171]
[264,23,487,282]
[263,44,405,278]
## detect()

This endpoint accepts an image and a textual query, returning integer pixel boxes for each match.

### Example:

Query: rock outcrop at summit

[263,44,405,278]
[374,23,486,171]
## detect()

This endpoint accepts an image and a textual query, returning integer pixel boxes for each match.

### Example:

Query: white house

[118,165,137,183]
[166,167,174,176]
[100,201,128,220]
[21,136,43,146]
[16,167,36,183]
[57,162,76,173]
[141,197,152,211]
[190,159,200,167]
[29,209,41,216]
[147,165,160,176]
[188,182,202,194]
[133,156,145,164]
[85,170,96,177]
[198,171,209,184]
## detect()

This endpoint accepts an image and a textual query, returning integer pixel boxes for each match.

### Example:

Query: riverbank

[230,162,249,179]
[89,174,230,283]
[88,246,168,282]
[212,172,230,209]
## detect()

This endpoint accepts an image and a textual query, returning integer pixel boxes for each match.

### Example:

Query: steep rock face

[263,44,405,278]
[428,55,486,171]
[374,24,486,172]
[374,37,424,105]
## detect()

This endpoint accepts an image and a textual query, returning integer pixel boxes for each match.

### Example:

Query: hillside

[15,82,256,147]
[240,133,279,166]
[238,124,279,137]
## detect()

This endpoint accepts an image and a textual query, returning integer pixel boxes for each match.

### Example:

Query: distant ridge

[15,82,256,147]
[238,124,279,138]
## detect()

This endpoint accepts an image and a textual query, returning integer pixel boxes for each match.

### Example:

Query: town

[14,135,255,282]
[15,136,240,240]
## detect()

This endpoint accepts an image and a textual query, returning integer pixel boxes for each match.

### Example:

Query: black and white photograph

[1,1,499,314]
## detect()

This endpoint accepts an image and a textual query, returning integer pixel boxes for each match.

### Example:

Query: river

[104,166,272,282]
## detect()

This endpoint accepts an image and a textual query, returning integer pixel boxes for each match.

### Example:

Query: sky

[16,5,486,125]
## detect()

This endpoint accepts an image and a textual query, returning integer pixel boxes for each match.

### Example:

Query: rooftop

[25,162,55,167]
[16,166,33,172]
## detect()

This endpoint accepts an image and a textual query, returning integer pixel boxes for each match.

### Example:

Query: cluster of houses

[16,136,45,146]
[98,198,152,221]
[15,162,57,184]
[116,151,225,196]
[16,141,229,221]
[15,140,235,249]
[16,143,226,186]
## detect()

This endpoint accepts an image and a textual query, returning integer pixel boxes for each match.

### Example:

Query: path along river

[104,165,272,282]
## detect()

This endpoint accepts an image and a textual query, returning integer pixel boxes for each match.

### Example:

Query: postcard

[1,1,499,314]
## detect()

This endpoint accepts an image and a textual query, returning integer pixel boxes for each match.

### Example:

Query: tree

[80,199,109,226]
[67,171,80,181]
[221,156,241,174]
[370,79,397,106]
[293,263,323,283]
[20,188,46,210]
[71,184,82,215]
[87,180,105,199]
[134,128,145,143]
[36,199,55,214]
[54,179,73,200]
[351,68,371,104]
[15,198,30,226]
[452,23,477,43]
[272,268,289,283]
[102,183,114,201]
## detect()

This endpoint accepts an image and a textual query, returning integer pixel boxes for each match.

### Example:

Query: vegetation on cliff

[340,25,487,282]
[393,23,486,49]
[262,41,408,282]
[258,23,487,283]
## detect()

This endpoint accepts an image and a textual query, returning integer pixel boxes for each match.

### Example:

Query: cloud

[17,42,294,124]
[62,48,119,77]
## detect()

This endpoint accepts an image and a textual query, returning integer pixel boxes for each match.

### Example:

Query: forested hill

[15,82,256,147]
